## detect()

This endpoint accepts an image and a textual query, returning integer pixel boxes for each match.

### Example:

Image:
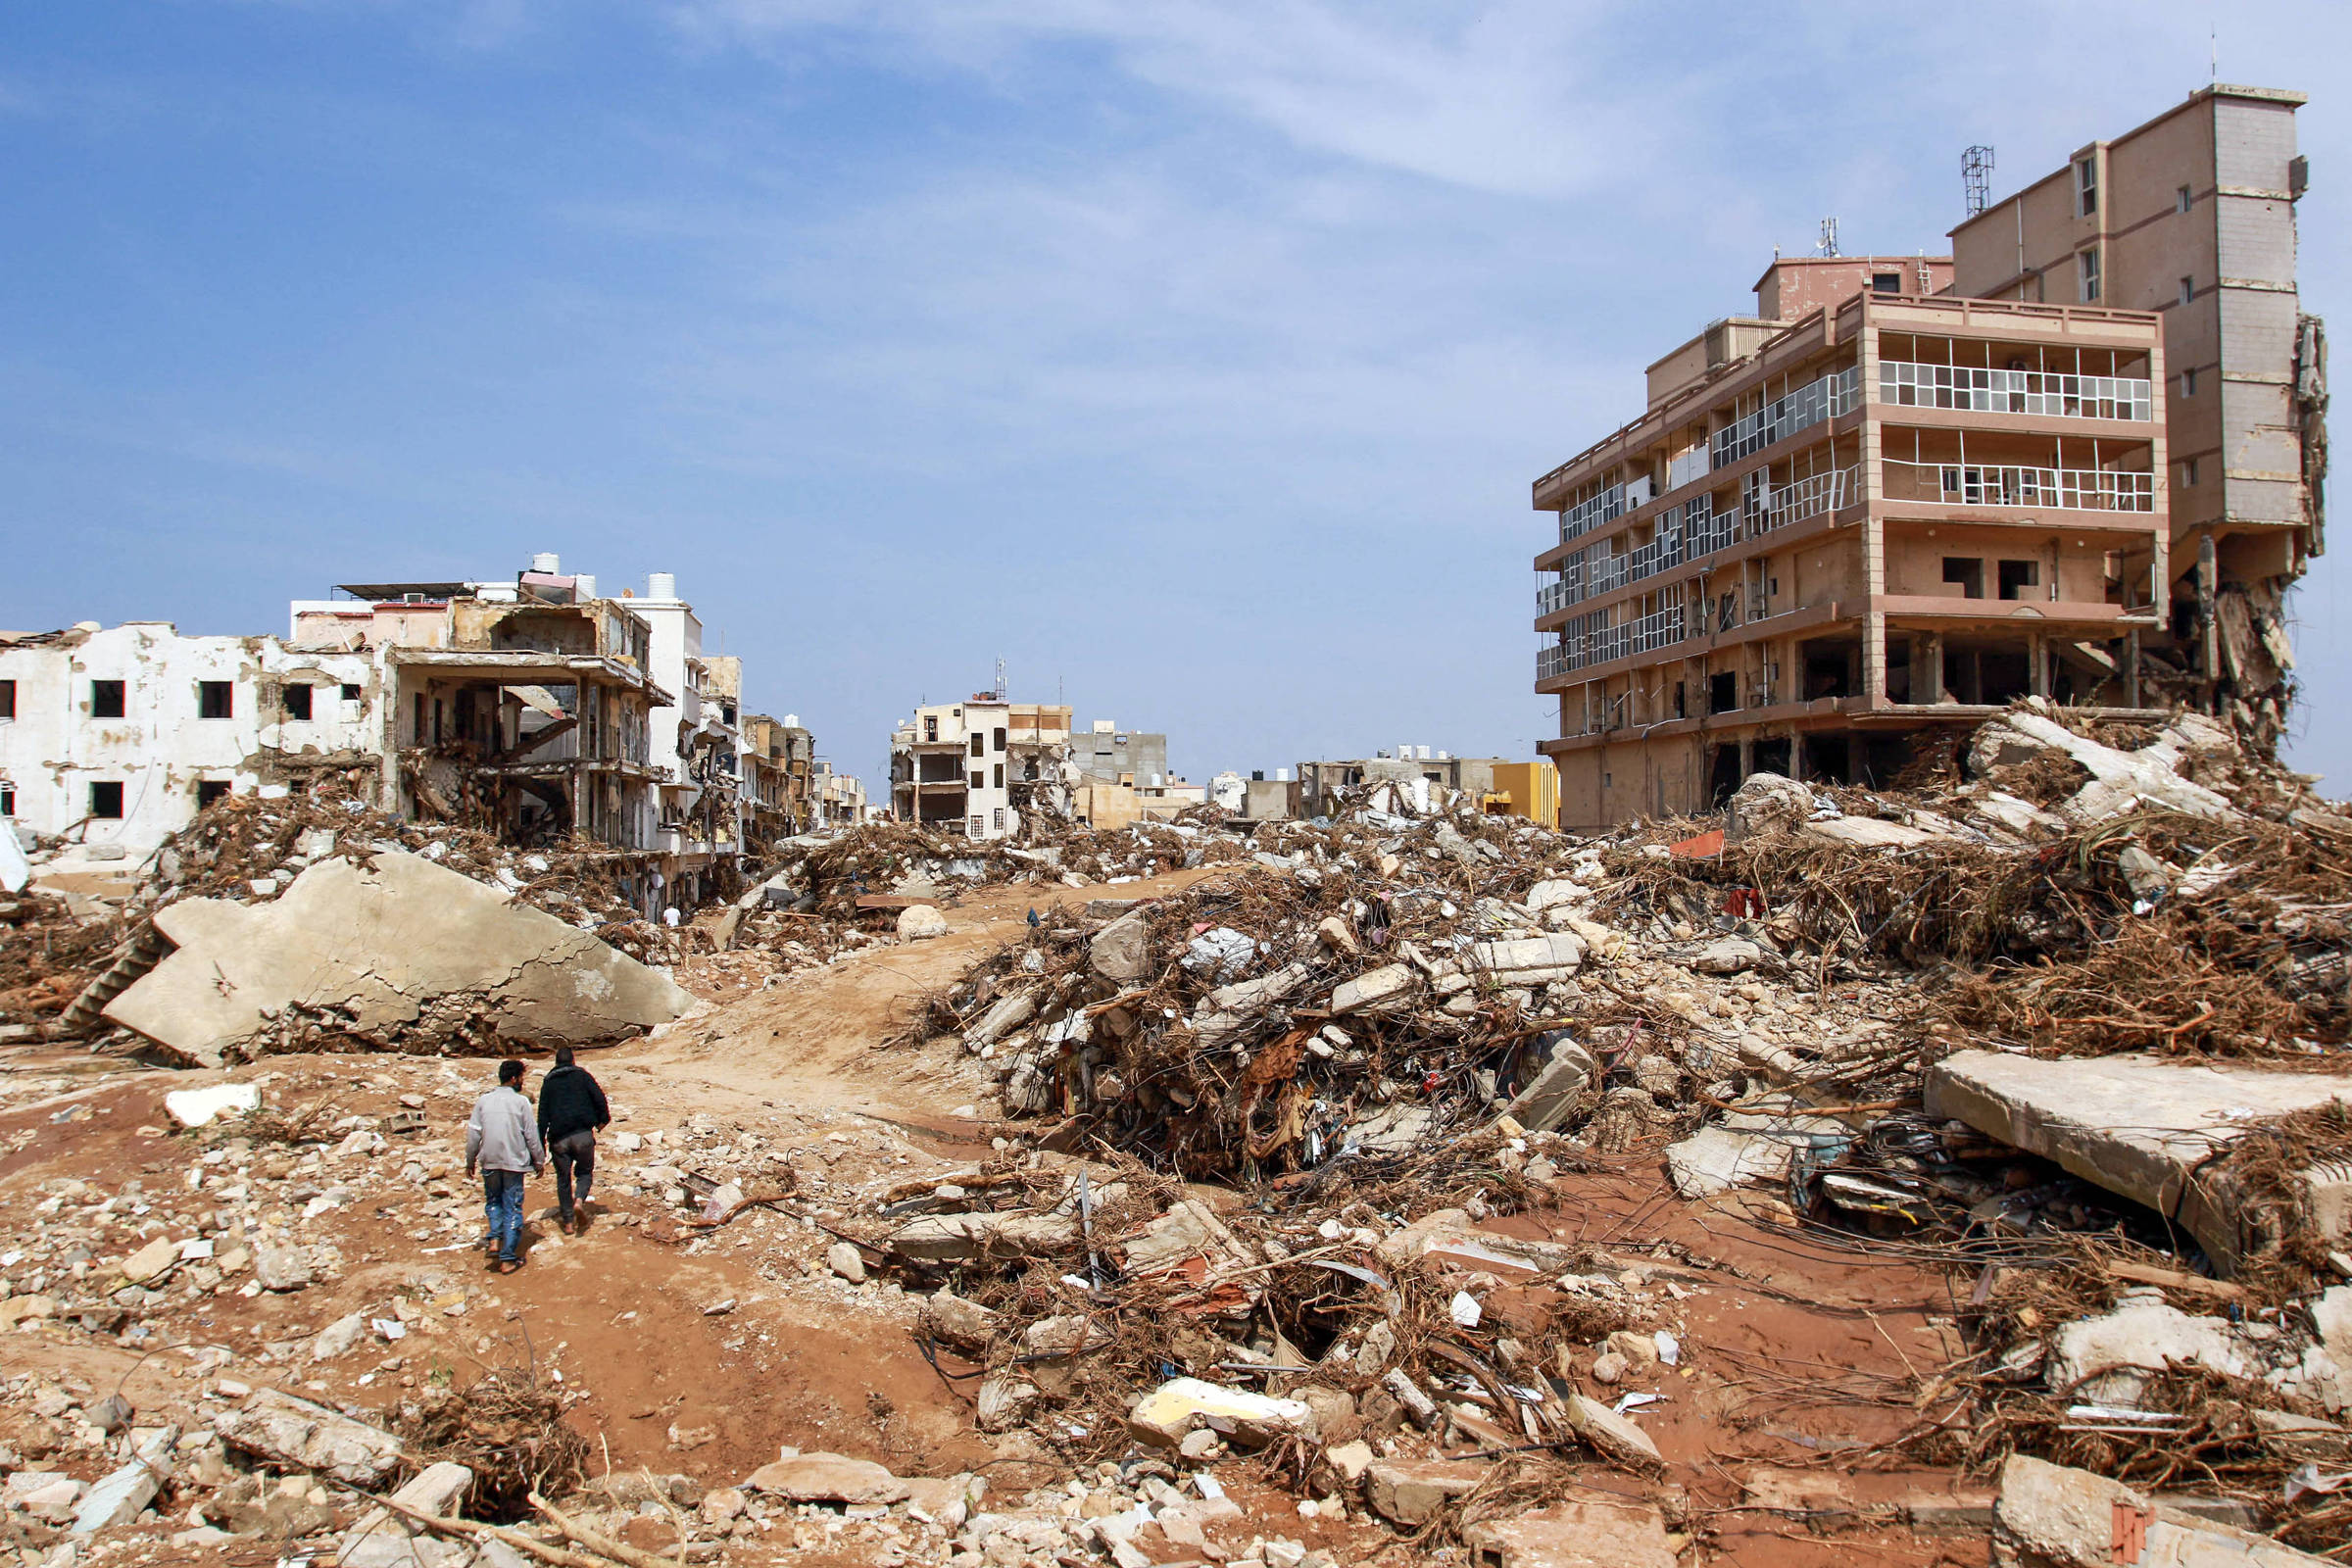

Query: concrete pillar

[1920,632,1945,704]
[2196,531,2219,683]
[2126,628,2142,709]
[2029,633,2050,699]
[1789,731,1808,782]
[1862,611,1886,703]
[1738,734,1754,780]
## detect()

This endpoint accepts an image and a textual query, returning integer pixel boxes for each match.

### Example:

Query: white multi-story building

[889,696,1072,841]
[0,621,377,858]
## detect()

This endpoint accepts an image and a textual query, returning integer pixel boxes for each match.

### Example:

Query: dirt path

[627,865,1229,1130]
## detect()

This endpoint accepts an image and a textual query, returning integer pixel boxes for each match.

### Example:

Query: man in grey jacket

[466,1059,544,1273]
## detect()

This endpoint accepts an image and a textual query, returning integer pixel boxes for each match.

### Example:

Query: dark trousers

[550,1130,596,1219]
[481,1169,525,1262]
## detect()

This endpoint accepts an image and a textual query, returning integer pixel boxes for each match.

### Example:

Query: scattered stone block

[1362,1458,1487,1526]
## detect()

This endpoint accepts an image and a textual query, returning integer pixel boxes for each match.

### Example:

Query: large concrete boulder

[104,853,693,1065]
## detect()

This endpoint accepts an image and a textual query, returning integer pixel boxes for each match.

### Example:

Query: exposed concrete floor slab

[1924,1050,2352,1272]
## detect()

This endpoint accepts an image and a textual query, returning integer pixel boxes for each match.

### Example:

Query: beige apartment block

[1533,267,2169,829]
[1950,84,2322,743]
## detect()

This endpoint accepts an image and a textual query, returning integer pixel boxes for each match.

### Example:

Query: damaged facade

[1536,85,2323,829]
[1949,83,2323,752]
[889,696,1073,841]
[0,621,377,858]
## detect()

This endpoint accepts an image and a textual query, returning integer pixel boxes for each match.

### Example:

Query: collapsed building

[889,694,1075,841]
[1,554,849,917]
[1535,84,2323,829]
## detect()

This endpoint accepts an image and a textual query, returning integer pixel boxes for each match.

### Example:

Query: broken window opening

[1997,560,2039,601]
[282,684,314,721]
[0,679,14,720]
[1942,558,1985,600]
[198,681,234,719]
[993,727,1006,753]
[340,682,363,702]
[924,715,939,743]
[89,780,124,819]
[91,680,126,719]
[1708,671,1739,714]
[1706,745,1741,806]
[1871,272,1900,294]
[196,780,232,810]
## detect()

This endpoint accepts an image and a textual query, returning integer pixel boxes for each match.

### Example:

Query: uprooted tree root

[398,1365,589,1522]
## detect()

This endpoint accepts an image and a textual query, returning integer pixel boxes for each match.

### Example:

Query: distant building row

[0,555,867,910]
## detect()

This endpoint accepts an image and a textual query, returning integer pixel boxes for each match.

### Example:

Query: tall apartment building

[1949,85,2323,746]
[889,697,1073,840]
[1534,265,2169,826]
[1534,85,2321,829]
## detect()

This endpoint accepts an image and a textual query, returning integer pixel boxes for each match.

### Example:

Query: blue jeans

[482,1170,526,1262]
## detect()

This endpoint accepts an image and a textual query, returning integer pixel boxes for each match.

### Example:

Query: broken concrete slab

[1363,1458,1488,1527]
[883,1210,1079,1262]
[104,853,694,1065]
[163,1083,260,1128]
[1561,1393,1662,1469]
[1088,911,1153,984]
[1127,1378,1314,1448]
[213,1388,407,1487]
[961,991,1037,1053]
[1471,932,1586,986]
[1925,1050,2352,1275]
[1502,1037,1597,1133]
[2047,1295,2257,1402]
[70,1425,176,1534]
[1331,963,1416,1015]
[1968,707,2236,823]
[1801,815,1942,849]
[337,1461,475,1568]
[743,1452,908,1504]
[1665,1108,1843,1199]
[1463,1500,1678,1568]
[1992,1453,2328,1566]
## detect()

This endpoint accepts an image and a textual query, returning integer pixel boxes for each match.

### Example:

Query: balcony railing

[1557,482,1626,547]
[1746,465,1856,536]
[1538,494,1737,623]
[1880,361,2153,422]
[1537,642,1571,681]
[1537,596,1688,681]
[1537,579,1570,616]
[1713,367,1860,468]
[1883,460,2154,513]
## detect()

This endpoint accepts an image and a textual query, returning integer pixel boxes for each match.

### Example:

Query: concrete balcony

[1879,361,2152,422]
[1882,459,2153,513]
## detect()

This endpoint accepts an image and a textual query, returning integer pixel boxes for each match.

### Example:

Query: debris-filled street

[0,698,2349,1565]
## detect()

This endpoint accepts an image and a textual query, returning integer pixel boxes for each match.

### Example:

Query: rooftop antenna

[1963,145,1995,218]
[993,656,1007,702]
[1817,217,1840,257]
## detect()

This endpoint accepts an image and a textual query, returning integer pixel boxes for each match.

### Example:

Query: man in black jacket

[536,1047,611,1234]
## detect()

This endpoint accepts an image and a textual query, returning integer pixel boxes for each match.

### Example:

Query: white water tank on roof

[784,714,799,728]
[532,552,561,573]
[648,572,677,600]
[574,573,597,600]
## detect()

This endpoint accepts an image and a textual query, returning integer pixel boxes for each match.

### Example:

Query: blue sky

[1,1,2343,793]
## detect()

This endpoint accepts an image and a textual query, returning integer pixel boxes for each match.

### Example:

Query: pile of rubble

[835,700,2352,1555]
[771,817,1257,917]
